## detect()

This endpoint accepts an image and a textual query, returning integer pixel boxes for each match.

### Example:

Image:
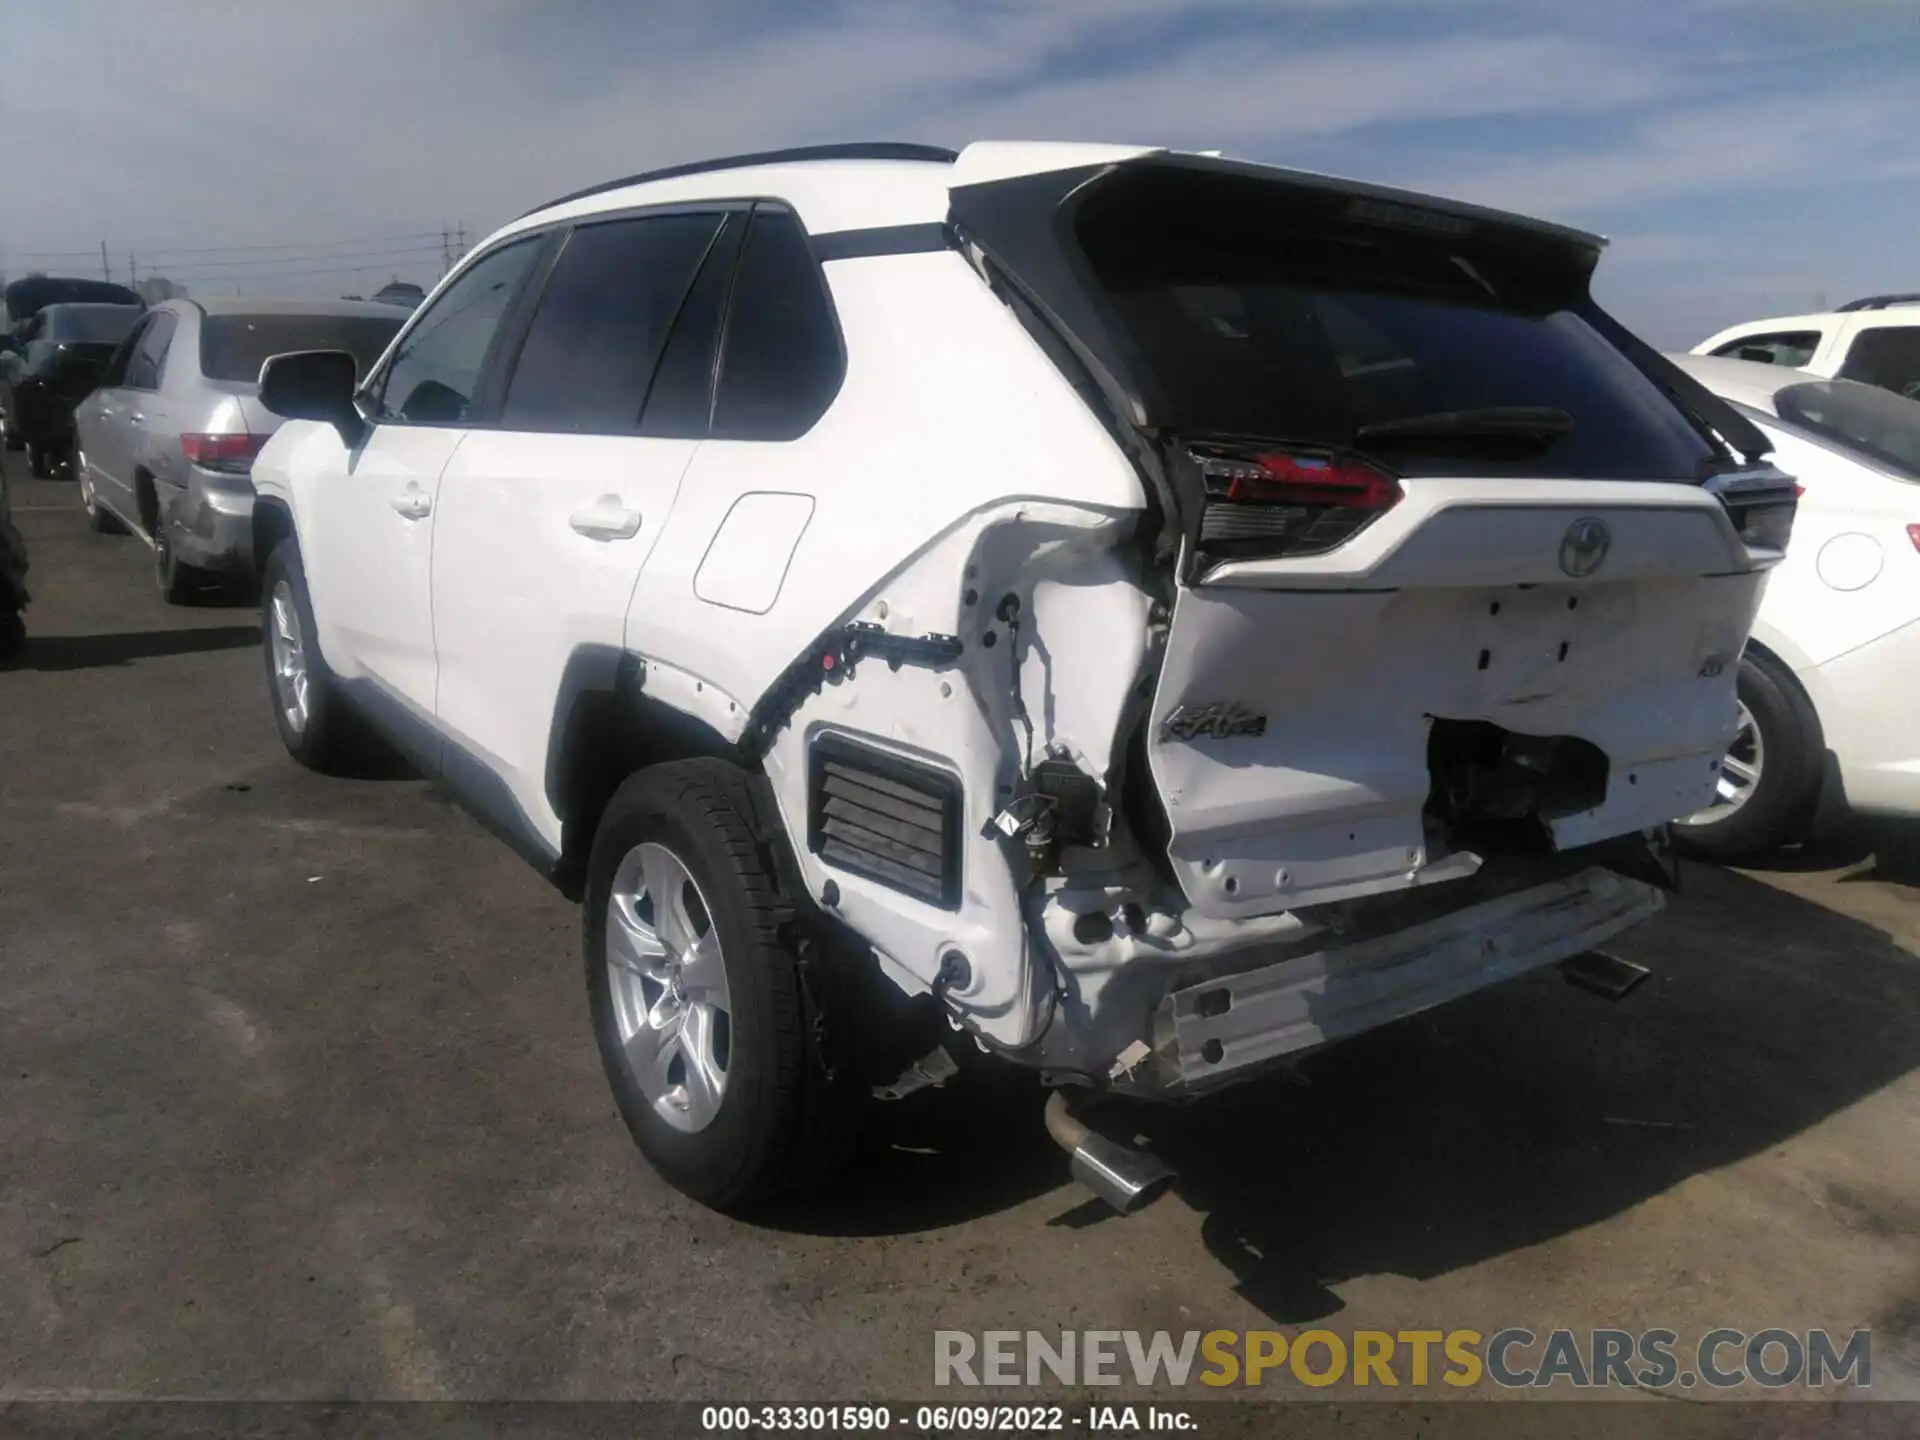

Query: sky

[1,0,1914,348]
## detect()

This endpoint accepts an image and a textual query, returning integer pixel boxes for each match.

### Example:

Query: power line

[151,243,447,277]
[8,230,445,263]
[193,258,443,284]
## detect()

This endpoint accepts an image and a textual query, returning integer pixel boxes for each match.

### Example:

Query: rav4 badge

[1160,701,1269,742]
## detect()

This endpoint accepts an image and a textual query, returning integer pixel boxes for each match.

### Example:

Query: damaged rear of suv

[251,142,1793,1216]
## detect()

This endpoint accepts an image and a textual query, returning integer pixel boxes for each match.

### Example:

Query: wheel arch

[546,646,753,900]
[253,495,296,573]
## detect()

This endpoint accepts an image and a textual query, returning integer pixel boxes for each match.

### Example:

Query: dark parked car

[1,302,144,476]
[0,458,27,658]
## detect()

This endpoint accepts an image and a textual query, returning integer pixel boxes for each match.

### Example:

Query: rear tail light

[1188,443,1402,572]
[180,432,267,474]
[1705,468,1798,554]
[1907,523,1920,554]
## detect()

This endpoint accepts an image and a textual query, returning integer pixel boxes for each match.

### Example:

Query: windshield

[46,305,142,345]
[200,313,406,385]
[1772,379,1920,481]
[1074,169,1721,480]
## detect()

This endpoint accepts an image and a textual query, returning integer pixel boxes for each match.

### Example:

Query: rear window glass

[200,313,405,384]
[48,306,141,345]
[1074,171,1719,480]
[1710,331,1821,368]
[1836,326,1920,401]
[1773,380,1920,481]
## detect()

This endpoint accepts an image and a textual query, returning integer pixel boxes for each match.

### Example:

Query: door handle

[390,487,433,520]
[130,412,146,424]
[568,495,642,540]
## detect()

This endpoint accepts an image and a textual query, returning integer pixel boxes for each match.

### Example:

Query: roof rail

[1835,293,1920,312]
[519,142,959,220]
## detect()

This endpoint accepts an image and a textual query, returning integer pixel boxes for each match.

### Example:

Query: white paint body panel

[1738,425,1920,817]
[1668,356,1920,819]
[260,145,1794,1077]
[430,430,698,851]
[693,492,816,615]
[276,420,460,714]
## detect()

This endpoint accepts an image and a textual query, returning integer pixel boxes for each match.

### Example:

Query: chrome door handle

[390,487,433,520]
[568,495,642,540]
[130,412,146,424]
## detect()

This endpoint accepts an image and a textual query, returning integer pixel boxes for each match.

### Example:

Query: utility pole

[101,240,110,281]
[440,226,452,276]
[456,220,466,263]
[129,252,138,287]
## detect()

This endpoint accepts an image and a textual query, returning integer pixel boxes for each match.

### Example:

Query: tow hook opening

[1425,718,1609,856]
[1043,1089,1176,1215]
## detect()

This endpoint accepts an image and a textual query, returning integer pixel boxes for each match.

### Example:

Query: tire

[26,442,53,479]
[2,418,22,452]
[153,522,199,605]
[259,541,350,773]
[1673,651,1820,859]
[77,462,117,534]
[0,611,23,661]
[584,759,857,1214]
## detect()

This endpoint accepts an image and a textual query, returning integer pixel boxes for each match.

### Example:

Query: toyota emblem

[1559,517,1611,578]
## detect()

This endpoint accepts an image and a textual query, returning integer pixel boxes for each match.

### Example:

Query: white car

[1668,354,1920,856]
[244,141,1794,1215]
[1692,295,1920,401]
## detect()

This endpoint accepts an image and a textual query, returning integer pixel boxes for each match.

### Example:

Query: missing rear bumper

[1142,865,1664,1096]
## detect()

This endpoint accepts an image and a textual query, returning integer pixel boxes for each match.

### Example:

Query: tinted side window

[375,238,541,425]
[500,213,724,434]
[1709,330,1821,368]
[125,312,178,389]
[100,317,149,388]
[1837,326,1920,400]
[639,215,747,439]
[710,209,844,441]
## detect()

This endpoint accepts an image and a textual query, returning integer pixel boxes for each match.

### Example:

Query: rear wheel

[584,760,857,1214]
[77,461,118,534]
[26,441,54,479]
[1674,651,1820,859]
[0,610,23,661]
[153,524,199,605]
[2,417,22,452]
[260,541,350,773]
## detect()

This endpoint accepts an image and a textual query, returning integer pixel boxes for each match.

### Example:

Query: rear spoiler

[949,150,1773,468]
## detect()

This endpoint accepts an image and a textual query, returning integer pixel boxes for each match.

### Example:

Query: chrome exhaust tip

[1044,1090,1175,1215]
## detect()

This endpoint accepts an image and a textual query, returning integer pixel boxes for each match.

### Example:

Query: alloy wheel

[267,580,311,733]
[1684,699,1763,826]
[605,841,733,1134]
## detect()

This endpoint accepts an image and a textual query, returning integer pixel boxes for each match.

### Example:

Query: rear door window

[1836,326,1920,401]
[1773,380,1920,480]
[1073,170,1720,480]
[201,314,405,385]
[639,215,748,439]
[1709,331,1821,367]
[499,212,724,433]
[709,208,844,441]
[124,312,178,390]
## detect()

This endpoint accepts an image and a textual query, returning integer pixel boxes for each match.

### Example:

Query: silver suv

[75,298,404,601]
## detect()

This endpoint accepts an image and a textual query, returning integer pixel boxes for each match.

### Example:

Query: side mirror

[258,349,366,446]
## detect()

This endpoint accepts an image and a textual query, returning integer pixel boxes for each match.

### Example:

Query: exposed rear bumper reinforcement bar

[1153,866,1664,1094]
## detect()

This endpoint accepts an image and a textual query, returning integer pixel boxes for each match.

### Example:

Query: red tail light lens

[1907,523,1920,554]
[181,432,267,472]
[1189,444,1403,571]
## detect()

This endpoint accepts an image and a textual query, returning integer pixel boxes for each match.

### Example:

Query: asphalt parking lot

[4,448,1919,1410]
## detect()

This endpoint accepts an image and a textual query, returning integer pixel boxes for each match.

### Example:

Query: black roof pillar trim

[813,223,955,261]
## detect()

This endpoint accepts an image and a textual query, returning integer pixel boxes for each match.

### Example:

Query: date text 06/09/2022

[699,1404,1199,1433]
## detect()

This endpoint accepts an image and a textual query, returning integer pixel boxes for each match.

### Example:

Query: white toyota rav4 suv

[248,141,1796,1215]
